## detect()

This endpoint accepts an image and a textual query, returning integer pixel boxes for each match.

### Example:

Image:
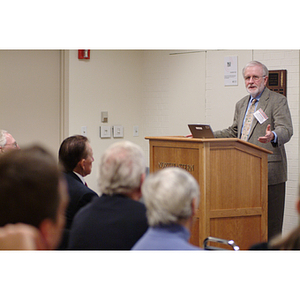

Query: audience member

[0,129,20,153]
[58,135,98,230]
[132,167,201,250]
[250,185,300,250]
[68,141,148,250]
[0,145,69,250]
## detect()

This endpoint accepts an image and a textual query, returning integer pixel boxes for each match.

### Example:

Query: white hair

[0,130,8,148]
[99,141,146,195]
[242,61,269,77]
[142,167,200,227]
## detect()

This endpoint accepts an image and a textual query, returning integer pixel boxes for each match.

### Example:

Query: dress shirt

[73,171,86,185]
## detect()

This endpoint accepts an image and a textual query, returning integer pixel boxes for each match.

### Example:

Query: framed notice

[224,56,238,86]
[267,70,287,96]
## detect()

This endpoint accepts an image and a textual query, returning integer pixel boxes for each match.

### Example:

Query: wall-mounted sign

[267,70,287,96]
[224,56,238,86]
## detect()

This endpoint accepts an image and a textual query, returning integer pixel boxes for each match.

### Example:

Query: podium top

[145,136,273,154]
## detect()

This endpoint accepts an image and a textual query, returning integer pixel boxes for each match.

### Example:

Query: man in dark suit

[58,135,98,239]
[214,61,293,240]
[68,141,148,250]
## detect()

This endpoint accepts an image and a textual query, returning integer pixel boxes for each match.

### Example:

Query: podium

[145,136,272,250]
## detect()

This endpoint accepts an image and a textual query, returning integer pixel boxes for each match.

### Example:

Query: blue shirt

[131,223,202,250]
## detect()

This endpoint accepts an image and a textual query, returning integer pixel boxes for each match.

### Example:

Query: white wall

[142,50,206,160]
[68,50,144,194]
[206,50,253,128]
[0,50,61,156]
[66,49,299,234]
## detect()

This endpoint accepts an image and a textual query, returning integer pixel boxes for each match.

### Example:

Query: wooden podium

[145,136,272,250]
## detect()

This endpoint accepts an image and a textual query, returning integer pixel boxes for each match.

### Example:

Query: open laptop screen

[188,124,215,138]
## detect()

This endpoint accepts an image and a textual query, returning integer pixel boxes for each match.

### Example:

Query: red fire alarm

[78,50,90,59]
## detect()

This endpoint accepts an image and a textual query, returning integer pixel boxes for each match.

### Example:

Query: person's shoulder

[83,185,98,196]
[65,173,97,194]
[266,88,287,101]
[129,198,147,210]
[122,197,147,216]
[116,194,146,207]
[64,172,81,184]
[249,242,270,250]
[236,94,250,105]
[73,196,100,220]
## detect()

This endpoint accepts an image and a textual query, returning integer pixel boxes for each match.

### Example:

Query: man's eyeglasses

[244,75,266,82]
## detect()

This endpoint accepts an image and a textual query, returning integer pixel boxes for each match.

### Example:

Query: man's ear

[140,173,146,186]
[132,173,146,201]
[39,219,57,250]
[138,173,146,193]
[191,198,197,216]
[78,158,86,169]
[73,159,85,175]
[297,199,300,215]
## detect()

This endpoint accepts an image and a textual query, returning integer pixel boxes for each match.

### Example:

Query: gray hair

[242,61,269,77]
[99,141,146,195]
[0,130,8,148]
[142,167,200,227]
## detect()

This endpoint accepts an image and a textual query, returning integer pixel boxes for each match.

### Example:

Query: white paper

[224,56,238,86]
[254,108,268,124]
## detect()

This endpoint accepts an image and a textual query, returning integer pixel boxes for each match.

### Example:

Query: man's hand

[258,124,274,143]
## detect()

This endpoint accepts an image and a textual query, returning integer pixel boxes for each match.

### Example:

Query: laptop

[188,124,215,138]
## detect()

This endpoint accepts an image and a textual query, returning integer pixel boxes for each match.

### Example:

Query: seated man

[0,129,20,153]
[68,141,148,250]
[0,145,69,250]
[132,167,201,250]
[250,183,300,250]
[58,135,98,230]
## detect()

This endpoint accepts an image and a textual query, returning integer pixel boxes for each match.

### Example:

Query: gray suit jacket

[214,88,293,185]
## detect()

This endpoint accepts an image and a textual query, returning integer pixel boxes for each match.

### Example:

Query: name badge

[254,108,268,124]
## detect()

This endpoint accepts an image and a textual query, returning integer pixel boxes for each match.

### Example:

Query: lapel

[68,171,84,184]
[249,87,270,137]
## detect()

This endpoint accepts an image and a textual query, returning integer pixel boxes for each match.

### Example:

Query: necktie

[241,99,257,141]
[84,182,88,187]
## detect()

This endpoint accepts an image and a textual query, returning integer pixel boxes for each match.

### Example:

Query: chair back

[203,236,240,250]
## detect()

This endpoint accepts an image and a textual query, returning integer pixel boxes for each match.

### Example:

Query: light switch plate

[133,125,139,137]
[81,126,87,136]
[113,125,124,138]
[100,126,111,138]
